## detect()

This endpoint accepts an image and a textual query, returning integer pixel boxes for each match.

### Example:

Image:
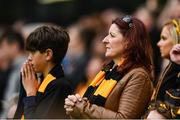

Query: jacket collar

[38,64,64,93]
[48,63,64,79]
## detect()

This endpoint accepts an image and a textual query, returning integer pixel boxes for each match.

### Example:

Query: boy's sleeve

[22,79,72,119]
[23,96,37,118]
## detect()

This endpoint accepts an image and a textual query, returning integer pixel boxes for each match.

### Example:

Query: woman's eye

[110,33,115,37]
[161,36,166,41]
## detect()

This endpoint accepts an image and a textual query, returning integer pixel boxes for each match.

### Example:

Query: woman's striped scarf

[83,60,124,106]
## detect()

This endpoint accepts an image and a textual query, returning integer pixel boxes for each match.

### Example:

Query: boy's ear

[45,49,53,61]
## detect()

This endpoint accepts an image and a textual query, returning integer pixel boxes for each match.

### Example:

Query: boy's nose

[28,56,32,61]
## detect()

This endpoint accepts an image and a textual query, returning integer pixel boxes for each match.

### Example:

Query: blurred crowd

[0,0,180,118]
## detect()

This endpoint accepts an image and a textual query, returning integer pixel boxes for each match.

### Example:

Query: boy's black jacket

[14,64,72,119]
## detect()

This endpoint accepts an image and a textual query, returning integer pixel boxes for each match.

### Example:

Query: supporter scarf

[83,60,124,106]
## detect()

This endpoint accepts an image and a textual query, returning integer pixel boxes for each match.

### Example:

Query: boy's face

[27,51,47,73]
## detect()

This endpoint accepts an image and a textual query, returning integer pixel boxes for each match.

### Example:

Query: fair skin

[157,26,174,59]
[64,23,125,114]
[170,44,180,65]
[147,110,166,119]
[102,23,125,64]
[21,49,55,96]
[148,25,177,119]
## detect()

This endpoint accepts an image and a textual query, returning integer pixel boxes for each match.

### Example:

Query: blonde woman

[147,18,180,119]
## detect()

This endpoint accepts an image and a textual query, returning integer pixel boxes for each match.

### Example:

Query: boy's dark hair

[26,25,70,64]
[0,28,24,50]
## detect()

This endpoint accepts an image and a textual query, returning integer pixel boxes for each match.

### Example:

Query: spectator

[14,25,72,119]
[146,18,180,119]
[64,15,153,119]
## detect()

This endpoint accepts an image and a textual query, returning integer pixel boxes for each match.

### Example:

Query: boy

[14,25,72,119]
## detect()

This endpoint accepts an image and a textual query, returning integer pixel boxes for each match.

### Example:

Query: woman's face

[157,26,174,59]
[102,23,124,60]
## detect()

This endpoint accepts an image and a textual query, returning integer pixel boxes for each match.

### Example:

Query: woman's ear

[45,49,53,61]
[123,41,128,50]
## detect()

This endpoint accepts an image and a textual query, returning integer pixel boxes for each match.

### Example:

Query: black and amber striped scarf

[83,60,124,106]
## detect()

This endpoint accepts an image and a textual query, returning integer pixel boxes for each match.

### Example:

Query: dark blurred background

[0,0,166,26]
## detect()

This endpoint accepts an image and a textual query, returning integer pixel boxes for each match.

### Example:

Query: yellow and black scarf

[83,60,124,106]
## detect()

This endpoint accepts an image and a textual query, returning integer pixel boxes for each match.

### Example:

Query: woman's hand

[64,94,82,115]
[21,60,38,96]
[170,44,180,65]
[147,110,166,119]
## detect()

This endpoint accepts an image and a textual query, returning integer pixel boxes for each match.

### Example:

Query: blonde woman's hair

[164,18,180,44]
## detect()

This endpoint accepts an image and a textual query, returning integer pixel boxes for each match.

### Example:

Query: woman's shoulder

[123,67,153,90]
[122,67,153,85]
[118,67,152,86]
[126,67,150,78]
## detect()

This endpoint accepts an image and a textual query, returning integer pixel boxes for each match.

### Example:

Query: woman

[64,15,153,119]
[147,18,180,119]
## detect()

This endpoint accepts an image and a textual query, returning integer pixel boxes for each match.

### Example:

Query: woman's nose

[102,36,108,43]
[157,40,162,47]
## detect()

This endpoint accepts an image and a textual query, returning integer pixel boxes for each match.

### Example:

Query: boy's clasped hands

[21,59,39,96]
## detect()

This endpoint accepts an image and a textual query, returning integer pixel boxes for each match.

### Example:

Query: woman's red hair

[112,16,153,74]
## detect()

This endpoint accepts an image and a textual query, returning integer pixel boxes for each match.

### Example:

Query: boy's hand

[170,44,180,65]
[21,61,38,96]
